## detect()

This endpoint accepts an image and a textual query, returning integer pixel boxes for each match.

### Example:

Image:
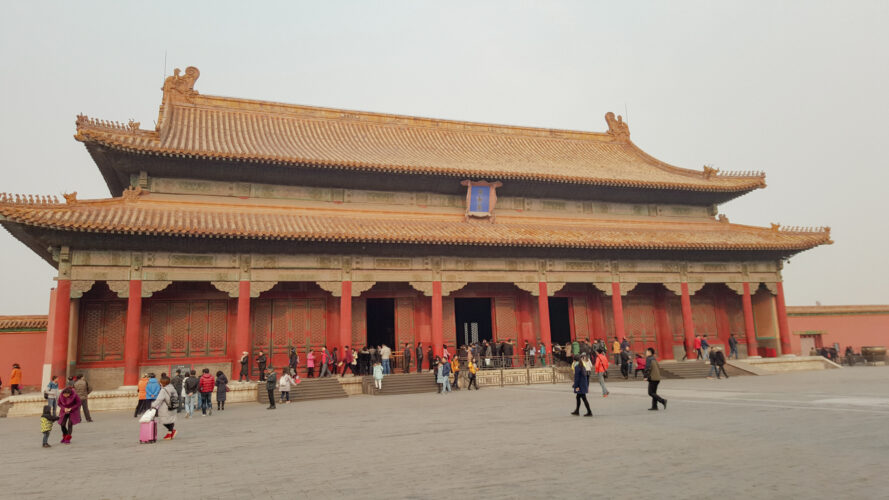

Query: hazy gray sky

[1,1,887,314]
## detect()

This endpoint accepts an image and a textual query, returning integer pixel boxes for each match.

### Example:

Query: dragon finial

[162,66,200,98]
[604,112,630,141]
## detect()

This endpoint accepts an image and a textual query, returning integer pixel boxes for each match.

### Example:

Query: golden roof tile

[0,315,48,330]
[74,66,766,193]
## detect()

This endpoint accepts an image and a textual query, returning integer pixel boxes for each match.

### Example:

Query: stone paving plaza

[2,366,888,499]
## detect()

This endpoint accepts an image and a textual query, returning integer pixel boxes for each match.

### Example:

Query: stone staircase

[659,361,750,379]
[361,372,440,395]
[257,377,347,404]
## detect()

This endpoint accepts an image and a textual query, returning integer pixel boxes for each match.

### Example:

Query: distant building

[0,66,830,389]
[788,305,889,354]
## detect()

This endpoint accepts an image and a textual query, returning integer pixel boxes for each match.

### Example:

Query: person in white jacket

[278,368,298,403]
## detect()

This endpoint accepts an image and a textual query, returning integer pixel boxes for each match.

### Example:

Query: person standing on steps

[256,351,268,381]
[239,351,250,381]
[728,334,739,360]
[701,335,711,362]
[403,343,412,374]
[288,347,299,377]
[372,361,384,391]
[643,348,667,411]
[571,355,593,417]
[278,367,297,403]
[380,344,391,375]
[319,346,331,378]
[426,345,434,372]
[265,366,277,409]
[306,349,315,378]
[416,342,424,373]
[694,335,703,360]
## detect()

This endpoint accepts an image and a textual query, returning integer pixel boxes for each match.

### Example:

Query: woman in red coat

[57,387,82,444]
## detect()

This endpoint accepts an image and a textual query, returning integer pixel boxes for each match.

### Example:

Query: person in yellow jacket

[467,359,479,390]
[450,357,461,390]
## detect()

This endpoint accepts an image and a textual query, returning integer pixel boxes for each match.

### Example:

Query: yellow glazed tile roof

[0,192,831,252]
[73,66,765,193]
[0,315,48,330]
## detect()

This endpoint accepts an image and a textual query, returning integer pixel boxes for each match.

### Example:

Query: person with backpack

[183,370,199,418]
[265,367,278,409]
[150,375,178,440]
[594,349,610,397]
[198,368,215,416]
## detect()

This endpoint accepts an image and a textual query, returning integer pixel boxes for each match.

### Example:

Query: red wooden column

[741,283,757,356]
[233,281,251,377]
[123,280,142,386]
[775,282,792,355]
[49,280,72,380]
[340,281,352,351]
[610,282,626,339]
[680,282,696,359]
[653,289,674,360]
[431,281,443,357]
[537,282,552,355]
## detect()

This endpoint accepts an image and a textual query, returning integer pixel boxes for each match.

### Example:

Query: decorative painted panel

[494,297,518,341]
[395,298,414,347]
[169,302,190,357]
[188,302,208,356]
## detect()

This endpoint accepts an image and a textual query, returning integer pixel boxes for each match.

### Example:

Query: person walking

[728,334,739,360]
[331,347,339,376]
[73,374,93,423]
[467,359,479,390]
[644,348,667,411]
[306,349,315,378]
[633,354,647,379]
[183,370,199,418]
[44,375,60,417]
[40,404,59,448]
[707,348,719,379]
[416,342,424,373]
[151,375,178,440]
[538,342,547,367]
[278,368,297,403]
[319,347,331,378]
[256,351,268,381]
[403,343,412,373]
[239,351,250,381]
[701,335,711,361]
[340,346,353,377]
[57,387,82,444]
[694,335,703,360]
[171,370,184,413]
[450,356,461,390]
[265,367,277,409]
[594,349,610,397]
[215,371,228,411]
[198,368,215,416]
[372,361,384,391]
[9,363,23,395]
[571,355,593,417]
[288,347,299,377]
[715,347,729,379]
[437,357,451,394]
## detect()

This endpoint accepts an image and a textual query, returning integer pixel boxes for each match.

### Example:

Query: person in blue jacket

[571,355,592,417]
[145,373,161,403]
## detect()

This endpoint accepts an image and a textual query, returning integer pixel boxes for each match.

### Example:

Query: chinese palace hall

[0,67,831,389]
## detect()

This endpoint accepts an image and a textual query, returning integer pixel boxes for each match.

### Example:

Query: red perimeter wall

[788,307,889,354]
[0,330,46,390]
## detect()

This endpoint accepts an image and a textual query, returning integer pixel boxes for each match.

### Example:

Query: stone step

[362,372,440,395]
[257,377,347,404]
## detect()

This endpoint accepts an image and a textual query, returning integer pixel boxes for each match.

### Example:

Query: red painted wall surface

[0,330,46,390]
[788,307,889,354]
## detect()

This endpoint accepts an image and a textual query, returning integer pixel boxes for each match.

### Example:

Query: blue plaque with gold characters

[461,180,502,221]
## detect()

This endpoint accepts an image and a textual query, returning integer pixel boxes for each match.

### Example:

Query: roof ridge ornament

[162,66,200,98]
[0,193,62,205]
[604,112,630,141]
[121,185,144,202]
[702,165,720,179]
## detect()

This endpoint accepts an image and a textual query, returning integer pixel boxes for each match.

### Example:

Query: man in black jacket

[256,351,267,381]
[715,348,729,379]
[239,351,249,381]
[403,343,412,373]
[183,370,199,418]
[416,343,424,373]
[266,367,277,410]
[171,369,184,413]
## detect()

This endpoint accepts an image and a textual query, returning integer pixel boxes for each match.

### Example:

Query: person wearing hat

[239,351,250,381]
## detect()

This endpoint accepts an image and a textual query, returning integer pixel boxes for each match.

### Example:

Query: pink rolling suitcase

[139,420,157,444]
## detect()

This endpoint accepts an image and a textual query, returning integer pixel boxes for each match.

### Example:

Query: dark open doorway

[366,298,395,347]
[454,298,493,347]
[548,297,572,345]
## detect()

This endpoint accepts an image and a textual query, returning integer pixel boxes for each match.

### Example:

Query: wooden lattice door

[494,297,517,342]
[395,298,415,348]
[78,301,126,362]
[623,294,657,353]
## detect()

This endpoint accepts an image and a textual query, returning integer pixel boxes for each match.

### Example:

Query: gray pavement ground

[2,366,888,500]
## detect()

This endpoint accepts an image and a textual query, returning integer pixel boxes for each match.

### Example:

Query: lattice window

[493,297,517,341]
[351,298,366,348]
[308,299,326,346]
[724,294,746,340]
[291,299,308,349]
[691,294,718,337]
[207,301,228,355]
[148,303,169,358]
[252,299,273,353]
[169,302,190,357]
[103,303,126,360]
[189,302,209,356]
[572,297,590,340]
[395,298,414,347]
[442,297,456,347]
[271,300,290,352]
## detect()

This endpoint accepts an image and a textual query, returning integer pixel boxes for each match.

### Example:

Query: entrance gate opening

[365,298,395,348]
[454,298,493,347]
[548,297,572,345]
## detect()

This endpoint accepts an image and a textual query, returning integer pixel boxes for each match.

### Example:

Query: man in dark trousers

[73,374,93,422]
[416,342,424,373]
[728,334,739,360]
[256,351,267,381]
[239,351,249,381]
[265,367,277,410]
[491,340,500,367]
[619,349,630,379]
[403,343,412,373]
[426,345,434,372]
[643,348,667,411]
[715,347,729,379]
[171,369,184,413]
